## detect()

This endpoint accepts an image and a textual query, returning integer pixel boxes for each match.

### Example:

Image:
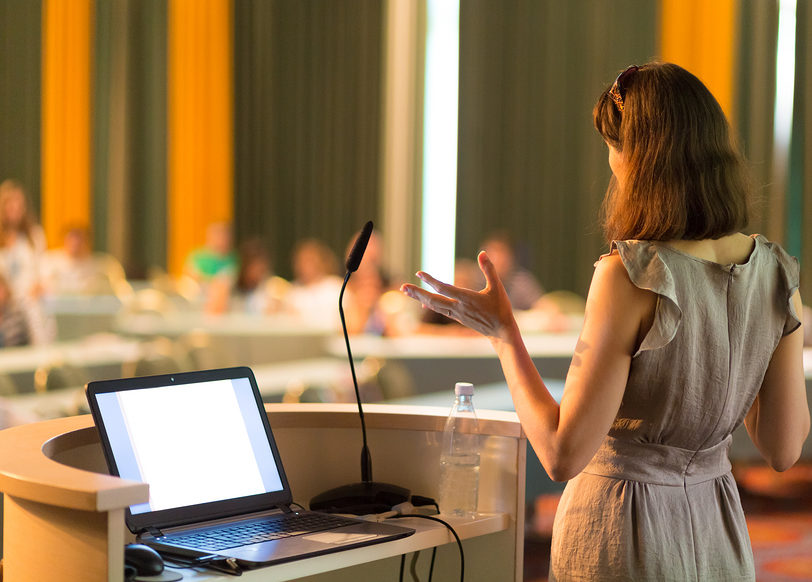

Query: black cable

[409,551,421,581]
[399,554,405,582]
[428,547,437,582]
[389,514,464,582]
[411,495,440,515]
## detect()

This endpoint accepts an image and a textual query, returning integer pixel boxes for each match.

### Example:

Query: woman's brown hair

[593,62,751,244]
[0,179,37,247]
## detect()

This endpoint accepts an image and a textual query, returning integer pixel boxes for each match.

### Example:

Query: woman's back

[614,233,798,448]
[663,232,755,267]
[550,233,799,581]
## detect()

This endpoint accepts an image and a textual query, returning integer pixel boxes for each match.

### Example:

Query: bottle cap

[454,382,474,396]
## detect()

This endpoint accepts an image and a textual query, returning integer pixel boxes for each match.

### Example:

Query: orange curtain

[41,0,93,248]
[659,0,738,121]
[168,0,233,275]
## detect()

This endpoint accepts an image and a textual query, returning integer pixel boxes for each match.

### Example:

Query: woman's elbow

[767,449,802,472]
[536,436,598,482]
[546,466,578,482]
[765,427,809,472]
[541,452,585,482]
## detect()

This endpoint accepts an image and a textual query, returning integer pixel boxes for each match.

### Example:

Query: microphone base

[309,481,410,515]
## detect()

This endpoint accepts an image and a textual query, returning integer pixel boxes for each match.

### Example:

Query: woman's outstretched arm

[401,250,655,481]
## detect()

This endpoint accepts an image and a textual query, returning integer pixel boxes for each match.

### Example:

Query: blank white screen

[117,380,268,511]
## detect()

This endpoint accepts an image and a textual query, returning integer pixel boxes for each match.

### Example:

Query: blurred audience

[231,238,290,315]
[41,225,109,296]
[184,222,237,283]
[345,230,392,335]
[480,231,544,310]
[0,273,31,348]
[0,180,46,298]
[453,257,483,291]
[232,238,274,314]
[0,179,53,344]
[283,238,343,329]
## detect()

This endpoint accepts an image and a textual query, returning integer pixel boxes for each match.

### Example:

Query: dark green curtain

[0,0,41,212]
[234,0,384,280]
[456,0,658,296]
[736,0,779,240]
[127,1,167,277]
[737,1,809,288]
[94,0,167,277]
[791,0,811,289]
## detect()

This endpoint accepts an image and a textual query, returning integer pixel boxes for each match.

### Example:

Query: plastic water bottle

[439,382,480,518]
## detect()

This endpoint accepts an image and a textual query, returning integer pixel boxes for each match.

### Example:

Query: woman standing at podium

[401,62,809,581]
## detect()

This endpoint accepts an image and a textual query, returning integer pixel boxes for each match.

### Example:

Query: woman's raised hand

[400,251,516,341]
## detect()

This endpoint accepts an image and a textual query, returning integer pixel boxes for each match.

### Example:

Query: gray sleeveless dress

[549,234,800,581]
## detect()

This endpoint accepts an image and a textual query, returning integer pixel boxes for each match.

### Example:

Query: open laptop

[86,366,413,568]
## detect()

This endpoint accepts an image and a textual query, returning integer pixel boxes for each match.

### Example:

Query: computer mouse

[124,543,164,576]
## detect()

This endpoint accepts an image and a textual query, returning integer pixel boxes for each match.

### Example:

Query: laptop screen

[88,367,292,533]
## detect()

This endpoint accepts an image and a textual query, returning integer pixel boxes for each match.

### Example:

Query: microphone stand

[339,271,373,481]
[309,225,410,515]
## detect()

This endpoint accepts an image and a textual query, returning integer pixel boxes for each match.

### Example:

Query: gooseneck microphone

[344,220,374,482]
[345,220,373,274]
[310,221,410,514]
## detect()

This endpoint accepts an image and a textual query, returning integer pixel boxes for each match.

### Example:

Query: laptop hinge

[141,526,163,538]
[280,505,293,514]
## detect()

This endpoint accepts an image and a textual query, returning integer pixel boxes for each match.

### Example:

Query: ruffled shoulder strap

[753,234,801,336]
[605,240,683,355]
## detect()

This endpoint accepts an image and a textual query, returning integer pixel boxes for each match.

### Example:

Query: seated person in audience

[0,179,46,298]
[345,230,392,335]
[0,274,31,348]
[184,222,238,283]
[480,231,544,310]
[232,238,273,314]
[0,179,54,344]
[225,237,289,315]
[283,238,343,329]
[41,225,109,296]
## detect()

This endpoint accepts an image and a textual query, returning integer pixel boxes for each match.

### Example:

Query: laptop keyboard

[166,512,360,551]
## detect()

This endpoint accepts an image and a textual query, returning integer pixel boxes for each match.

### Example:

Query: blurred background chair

[0,375,18,397]
[178,329,237,371]
[147,269,202,309]
[33,360,88,394]
[123,337,191,378]
[93,253,134,300]
[362,357,415,401]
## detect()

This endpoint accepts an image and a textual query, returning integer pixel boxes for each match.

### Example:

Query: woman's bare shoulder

[590,252,656,307]
[663,233,755,265]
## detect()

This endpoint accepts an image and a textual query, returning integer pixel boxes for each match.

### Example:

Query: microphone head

[345,220,374,273]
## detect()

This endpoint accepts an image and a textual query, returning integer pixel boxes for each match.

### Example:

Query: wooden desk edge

[0,405,524,512]
[0,415,148,511]
[263,403,525,438]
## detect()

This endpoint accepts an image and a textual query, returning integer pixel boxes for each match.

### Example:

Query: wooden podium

[0,403,526,581]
